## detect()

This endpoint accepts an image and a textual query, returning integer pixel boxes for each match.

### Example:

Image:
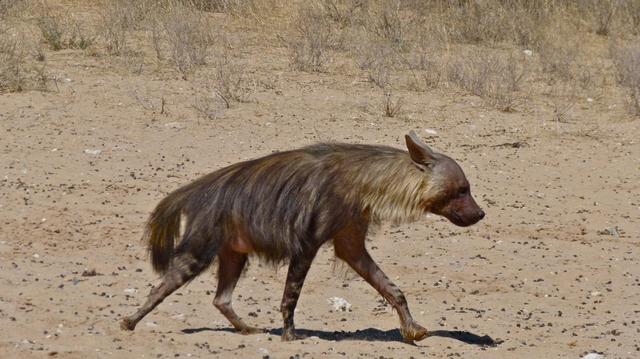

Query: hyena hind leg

[213,245,263,334]
[120,253,207,331]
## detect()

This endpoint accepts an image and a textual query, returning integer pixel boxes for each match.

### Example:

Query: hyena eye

[458,186,469,196]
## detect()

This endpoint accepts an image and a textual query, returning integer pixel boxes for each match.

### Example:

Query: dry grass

[446,51,525,111]
[610,41,640,115]
[160,2,216,78]
[287,4,334,72]
[37,14,95,51]
[99,1,133,55]
[0,31,49,93]
[382,89,402,118]
[214,49,254,107]
[1,0,640,117]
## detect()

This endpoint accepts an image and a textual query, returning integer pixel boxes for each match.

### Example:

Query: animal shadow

[182,327,502,347]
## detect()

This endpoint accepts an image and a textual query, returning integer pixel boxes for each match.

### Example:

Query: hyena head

[405,131,485,227]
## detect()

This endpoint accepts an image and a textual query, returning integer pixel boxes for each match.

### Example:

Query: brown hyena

[120,131,485,343]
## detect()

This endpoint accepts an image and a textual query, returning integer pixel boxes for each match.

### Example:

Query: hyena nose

[477,209,485,220]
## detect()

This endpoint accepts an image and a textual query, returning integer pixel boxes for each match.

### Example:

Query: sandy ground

[2,15,640,359]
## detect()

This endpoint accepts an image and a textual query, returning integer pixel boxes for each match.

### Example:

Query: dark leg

[120,253,205,331]
[213,245,261,334]
[334,223,428,344]
[280,249,318,341]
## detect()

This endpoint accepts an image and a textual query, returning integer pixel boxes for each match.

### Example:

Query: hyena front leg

[280,249,319,341]
[213,244,262,334]
[334,225,428,344]
[120,253,205,331]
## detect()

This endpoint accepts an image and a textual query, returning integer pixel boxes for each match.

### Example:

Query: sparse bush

[610,41,640,115]
[366,0,407,50]
[319,0,365,28]
[100,0,145,55]
[186,0,257,15]
[620,0,640,35]
[193,91,227,120]
[37,15,65,50]
[535,29,579,83]
[1,33,48,92]
[382,89,402,117]
[576,0,619,36]
[68,21,96,49]
[214,50,254,107]
[38,14,95,51]
[447,51,524,111]
[0,0,24,18]
[161,3,215,78]
[288,4,333,72]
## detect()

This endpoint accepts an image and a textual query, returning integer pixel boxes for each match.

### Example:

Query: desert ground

[1,1,639,358]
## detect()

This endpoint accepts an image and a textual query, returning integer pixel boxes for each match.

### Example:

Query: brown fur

[121,131,485,343]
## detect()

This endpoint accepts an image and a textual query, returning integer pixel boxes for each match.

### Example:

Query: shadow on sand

[182,327,502,347]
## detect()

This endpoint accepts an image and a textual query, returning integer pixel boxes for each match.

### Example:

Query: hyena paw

[120,318,136,331]
[281,329,305,341]
[401,322,428,343]
[239,326,265,335]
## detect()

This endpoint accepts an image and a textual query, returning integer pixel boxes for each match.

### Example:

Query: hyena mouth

[449,212,476,227]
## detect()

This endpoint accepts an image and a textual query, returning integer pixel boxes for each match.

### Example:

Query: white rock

[123,288,137,294]
[523,49,533,56]
[164,122,185,129]
[590,291,601,297]
[328,297,352,312]
[424,128,438,135]
[582,353,604,359]
[171,313,185,321]
[145,321,158,327]
[587,98,594,102]
[33,254,40,258]
[84,149,101,155]
[258,348,269,355]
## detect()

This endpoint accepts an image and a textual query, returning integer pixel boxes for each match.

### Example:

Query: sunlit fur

[143,143,445,274]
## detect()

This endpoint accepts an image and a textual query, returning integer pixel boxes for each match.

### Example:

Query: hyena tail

[143,186,194,274]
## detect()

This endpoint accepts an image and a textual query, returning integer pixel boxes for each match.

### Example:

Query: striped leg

[280,251,317,341]
[334,224,428,343]
[120,253,204,331]
[213,245,262,334]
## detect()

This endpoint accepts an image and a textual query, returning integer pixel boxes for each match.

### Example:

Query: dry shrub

[365,0,408,50]
[214,50,254,107]
[418,1,552,47]
[382,89,402,117]
[100,1,133,55]
[160,3,216,78]
[193,89,227,120]
[536,36,578,83]
[356,39,396,88]
[37,14,95,51]
[288,4,334,72]
[0,0,25,18]
[619,0,640,35]
[0,31,48,92]
[99,0,156,55]
[318,0,365,28]
[610,41,640,115]
[574,0,619,36]
[184,0,257,15]
[447,51,525,111]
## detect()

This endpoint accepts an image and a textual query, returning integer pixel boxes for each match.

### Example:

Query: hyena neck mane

[307,143,432,225]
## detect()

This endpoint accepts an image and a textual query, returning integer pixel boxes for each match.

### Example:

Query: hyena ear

[405,130,437,166]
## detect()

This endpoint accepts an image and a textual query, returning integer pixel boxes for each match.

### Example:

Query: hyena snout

[441,193,485,227]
